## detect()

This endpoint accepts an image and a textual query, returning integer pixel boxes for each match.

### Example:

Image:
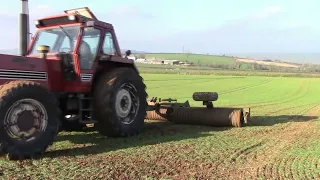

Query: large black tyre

[93,67,147,137]
[0,81,60,160]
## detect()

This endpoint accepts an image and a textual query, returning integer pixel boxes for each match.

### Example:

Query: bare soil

[236,58,300,68]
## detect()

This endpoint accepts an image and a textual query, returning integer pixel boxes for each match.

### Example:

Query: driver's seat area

[79,40,93,69]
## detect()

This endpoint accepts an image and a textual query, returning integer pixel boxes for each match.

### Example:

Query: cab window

[102,32,116,55]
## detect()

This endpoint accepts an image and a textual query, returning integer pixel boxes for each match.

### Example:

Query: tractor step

[79,120,98,124]
[78,94,97,124]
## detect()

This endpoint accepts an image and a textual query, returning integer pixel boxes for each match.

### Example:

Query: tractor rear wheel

[0,81,60,160]
[93,67,147,137]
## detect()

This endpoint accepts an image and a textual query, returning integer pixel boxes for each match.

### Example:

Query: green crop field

[145,53,234,65]
[2,73,320,179]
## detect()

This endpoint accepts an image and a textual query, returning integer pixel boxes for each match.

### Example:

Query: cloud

[138,5,320,54]
[96,4,158,44]
[0,4,60,48]
[227,5,282,24]
[0,9,15,17]
[200,6,283,35]
[0,4,157,49]
[254,6,282,19]
[0,4,58,19]
[29,5,60,20]
[105,5,155,19]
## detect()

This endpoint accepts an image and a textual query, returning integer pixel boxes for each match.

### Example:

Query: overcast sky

[1,0,320,54]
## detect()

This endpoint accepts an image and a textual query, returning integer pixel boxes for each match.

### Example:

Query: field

[145,53,234,65]
[2,73,320,179]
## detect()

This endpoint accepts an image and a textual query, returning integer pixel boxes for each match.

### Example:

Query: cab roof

[35,7,114,29]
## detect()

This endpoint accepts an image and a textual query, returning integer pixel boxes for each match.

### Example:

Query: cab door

[76,26,103,91]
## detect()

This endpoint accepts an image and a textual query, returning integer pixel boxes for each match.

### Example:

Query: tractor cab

[28,23,99,70]
[26,7,128,92]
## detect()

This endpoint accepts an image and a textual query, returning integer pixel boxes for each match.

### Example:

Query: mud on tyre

[0,81,60,160]
[93,67,147,137]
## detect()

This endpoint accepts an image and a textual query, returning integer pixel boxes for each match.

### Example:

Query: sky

[1,0,320,54]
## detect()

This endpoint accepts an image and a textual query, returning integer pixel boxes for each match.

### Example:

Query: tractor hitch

[146,96,190,121]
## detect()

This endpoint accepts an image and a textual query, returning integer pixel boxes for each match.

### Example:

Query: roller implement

[146,92,250,127]
[0,1,250,160]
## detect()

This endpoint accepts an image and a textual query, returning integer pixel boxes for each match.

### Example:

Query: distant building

[161,60,180,65]
[171,60,180,65]
[135,58,146,62]
[127,56,136,60]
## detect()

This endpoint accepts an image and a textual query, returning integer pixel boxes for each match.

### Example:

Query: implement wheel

[192,92,218,101]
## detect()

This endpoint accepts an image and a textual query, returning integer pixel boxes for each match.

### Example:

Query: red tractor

[0,4,148,160]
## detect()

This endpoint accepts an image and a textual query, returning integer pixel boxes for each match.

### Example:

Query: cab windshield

[30,25,81,55]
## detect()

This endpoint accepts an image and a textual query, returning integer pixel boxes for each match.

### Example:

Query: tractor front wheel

[93,67,147,137]
[0,81,60,160]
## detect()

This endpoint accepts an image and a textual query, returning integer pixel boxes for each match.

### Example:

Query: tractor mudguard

[99,55,139,73]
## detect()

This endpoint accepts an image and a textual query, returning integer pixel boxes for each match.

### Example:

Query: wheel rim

[115,83,140,124]
[4,98,48,143]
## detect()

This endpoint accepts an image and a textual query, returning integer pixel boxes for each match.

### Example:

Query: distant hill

[144,52,320,65]
[1,48,320,65]
[144,53,305,68]
[0,48,148,56]
[224,53,320,64]
[145,53,234,65]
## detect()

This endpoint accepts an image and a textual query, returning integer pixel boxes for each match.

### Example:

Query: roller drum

[169,107,245,127]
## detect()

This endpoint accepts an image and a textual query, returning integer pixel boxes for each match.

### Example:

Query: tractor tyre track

[147,76,245,90]
[219,79,273,95]
[258,153,320,179]
[264,102,317,116]
[221,141,264,164]
[213,105,317,179]
[148,78,219,89]
[178,79,274,100]
[223,104,320,179]
[251,104,320,179]
[228,79,309,109]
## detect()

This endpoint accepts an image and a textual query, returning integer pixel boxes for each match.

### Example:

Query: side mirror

[125,50,131,57]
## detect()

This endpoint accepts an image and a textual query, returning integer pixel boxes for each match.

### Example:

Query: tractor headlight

[68,15,76,20]
[34,20,40,25]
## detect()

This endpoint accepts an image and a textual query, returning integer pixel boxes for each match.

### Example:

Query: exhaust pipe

[19,0,30,56]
